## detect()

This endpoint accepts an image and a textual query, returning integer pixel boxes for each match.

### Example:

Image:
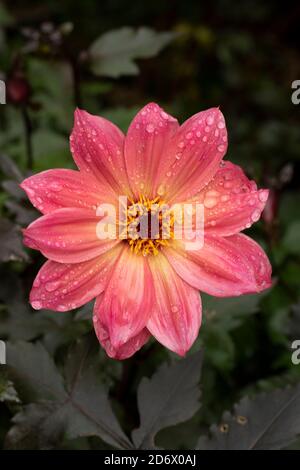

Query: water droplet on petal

[45,281,59,292]
[251,209,261,222]
[146,123,155,133]
[157,184,166,196]
[259,191,268,203]
[204,197,218,209]
[32,301,42,310]
[206,115,214,125]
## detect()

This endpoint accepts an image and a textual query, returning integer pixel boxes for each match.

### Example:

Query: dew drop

[251,209,261,222]
[206,190,219,198]
[146,123,155,133]
[259,191,268,203]
[204,197,217,209]
[157,184,166,196]
[49,181,63,192]
[206,115,214,125]
[45,281,59,292]
[31,301,42,310]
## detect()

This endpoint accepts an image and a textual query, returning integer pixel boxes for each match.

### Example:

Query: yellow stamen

[120,195,175,256]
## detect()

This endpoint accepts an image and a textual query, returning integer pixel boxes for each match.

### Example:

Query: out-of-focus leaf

[5,403,58,450]
[0,154,23,182]
[1,180,24,199]
[4,199,37,225]
[0,4,14,27]
[0,217,29,262]
[289,303,300,339]
[132,351,202,449]
[89,27,176,78]
[0,375,20,404]
[282,221,300,256]
[197,383,300,450]
[32,129,70,171]
[6,338,133,449]
[202,292,264,331]
[279,191,300,227]
[202,325,235,371]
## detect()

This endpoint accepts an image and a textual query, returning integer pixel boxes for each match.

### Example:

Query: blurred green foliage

[0,0,300,450]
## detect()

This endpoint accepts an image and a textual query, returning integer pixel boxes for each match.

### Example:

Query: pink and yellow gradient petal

[20,169,117,214]
[147,254,202,356]
[164,234,272,297]
[23,207,118,263]
[29,244,123,311]
[124,102,179,199]
[92,247,154,358]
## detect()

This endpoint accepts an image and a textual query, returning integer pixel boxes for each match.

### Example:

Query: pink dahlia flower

[21,103,272,359]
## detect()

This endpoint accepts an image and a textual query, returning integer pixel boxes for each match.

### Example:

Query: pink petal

[23,208,118,263]
[94,311,150,360]
[156,107,228,203]
[29,244,123,312]
[147,254,202,356]
[164,234,272,297]
[186,161,269,236]
[228,233,272,291]
[124,103,179,199]
[93,247,154,357]
[70,109,131,197]
[20,169,116,214]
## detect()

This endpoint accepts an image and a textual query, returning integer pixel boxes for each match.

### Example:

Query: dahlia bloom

[21,103,272,359]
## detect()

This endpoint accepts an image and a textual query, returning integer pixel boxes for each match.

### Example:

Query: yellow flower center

[120,195,175,256]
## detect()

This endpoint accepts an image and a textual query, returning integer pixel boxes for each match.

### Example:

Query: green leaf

[89,27,176,78]
[132,351,203,449]
[6,338,132,449]
[197,382,300,449]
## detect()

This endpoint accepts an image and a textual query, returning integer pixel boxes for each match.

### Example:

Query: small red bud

[6,76,31,105]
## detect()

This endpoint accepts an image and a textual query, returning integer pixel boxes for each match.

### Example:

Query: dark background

[0,0,300,450]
